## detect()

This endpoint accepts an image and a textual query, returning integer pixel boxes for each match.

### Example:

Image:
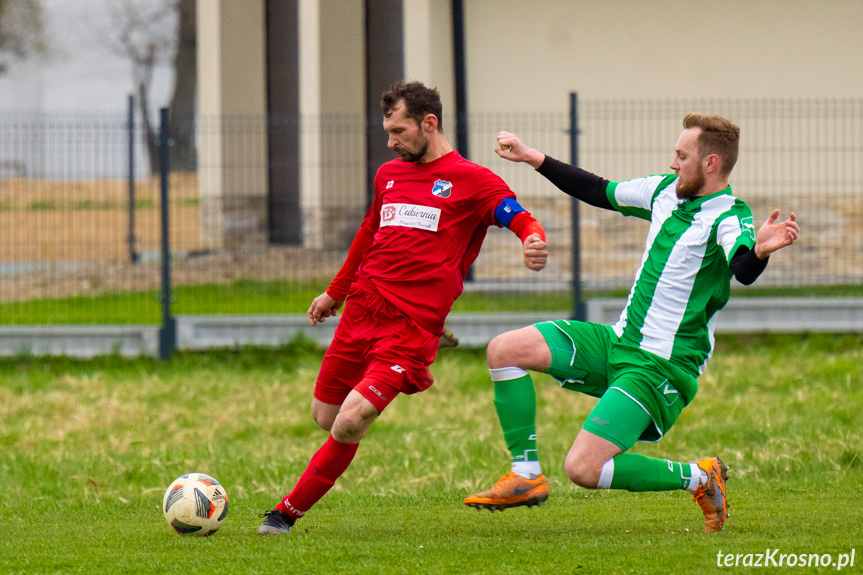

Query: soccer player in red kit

[257,80,549,535]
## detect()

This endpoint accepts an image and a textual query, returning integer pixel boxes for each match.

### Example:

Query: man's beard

[396,134,430,163]
[676,166,705,199]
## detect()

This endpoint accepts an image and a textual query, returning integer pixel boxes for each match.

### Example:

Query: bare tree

[0,0,48,74]
[96,0,178,174]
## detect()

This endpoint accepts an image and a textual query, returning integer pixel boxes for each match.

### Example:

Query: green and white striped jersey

[607,174,756,377]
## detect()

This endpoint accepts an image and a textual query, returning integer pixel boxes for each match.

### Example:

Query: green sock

[607,453,695,492]
[493,374,538,463]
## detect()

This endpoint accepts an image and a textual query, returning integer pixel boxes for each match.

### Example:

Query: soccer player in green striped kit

[464,114,800,532]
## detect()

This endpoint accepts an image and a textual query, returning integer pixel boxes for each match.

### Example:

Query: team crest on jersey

[431,179,453,198]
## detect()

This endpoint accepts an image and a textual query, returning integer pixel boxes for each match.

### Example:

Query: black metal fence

[0,97,861,327]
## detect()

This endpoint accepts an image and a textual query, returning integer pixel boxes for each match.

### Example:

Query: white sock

[685,463,707,492]
[597,459,614,489]
[512,460,542,480]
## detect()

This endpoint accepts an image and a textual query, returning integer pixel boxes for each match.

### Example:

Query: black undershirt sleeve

[538,154,768,284]
[730,245,769,285]
[536,155,614,211]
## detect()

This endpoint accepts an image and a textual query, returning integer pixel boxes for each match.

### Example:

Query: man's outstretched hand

[754,210,799,259]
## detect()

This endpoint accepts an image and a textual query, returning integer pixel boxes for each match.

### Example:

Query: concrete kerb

[0,325,160,358]
[0,298,861,358]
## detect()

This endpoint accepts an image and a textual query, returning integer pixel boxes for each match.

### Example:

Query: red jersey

[351,151,515,335]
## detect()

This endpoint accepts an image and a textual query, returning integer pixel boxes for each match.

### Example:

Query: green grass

[26,199,59,210]
[0,280,331,324]
[731,283,863,298]
[451,291,573,313]
[17,198,188,211]
[0,334,861,574]
[0,281,573,325]
[2,279,862,325]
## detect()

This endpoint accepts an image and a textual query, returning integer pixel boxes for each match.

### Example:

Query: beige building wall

[300,0,366,249]
[197,0,861,259]
[458,0,863,286]
[455,0,863,189]
[465,0,863,111]
[303,0,454,248]
[197,0,269,250]
[403,0,455,133]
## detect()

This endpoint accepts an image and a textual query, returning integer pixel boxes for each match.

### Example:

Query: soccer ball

[162,473,229,536]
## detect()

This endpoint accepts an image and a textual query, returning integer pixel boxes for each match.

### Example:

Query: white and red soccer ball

[162,473,229,536]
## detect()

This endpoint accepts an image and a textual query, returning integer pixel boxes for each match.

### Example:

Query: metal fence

[0,97,861,326]
[471,99,863,289]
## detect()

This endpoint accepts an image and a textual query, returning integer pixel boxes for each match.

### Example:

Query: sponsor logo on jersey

[390,364,405,373]
[386,180,394,189]
[382,205,397,222]
[380,203,441,232]
[431,179,453,198]
[590,416,610,425]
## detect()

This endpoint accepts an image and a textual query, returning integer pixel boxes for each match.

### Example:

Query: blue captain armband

[494,197,526,228]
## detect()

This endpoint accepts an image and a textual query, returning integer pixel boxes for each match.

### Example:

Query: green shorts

[534,320,617,398]
[534,320,696,448]
[581,387,653,451]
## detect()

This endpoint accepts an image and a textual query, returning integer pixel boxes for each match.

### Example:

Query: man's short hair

[381,80,444,132]
[683,113,740,176]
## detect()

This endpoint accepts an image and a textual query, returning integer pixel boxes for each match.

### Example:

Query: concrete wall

[403,0,455,132]
[464,0,863,112]
[195,0,863,253]
[298,0,367,248]
[4,299,862,358]
[197,0,270,250]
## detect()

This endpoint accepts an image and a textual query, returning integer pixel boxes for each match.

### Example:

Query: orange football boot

[464,471,549,511]
[693,457,729,533]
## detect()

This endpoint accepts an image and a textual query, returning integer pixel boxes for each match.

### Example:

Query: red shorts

[314,278,439,413]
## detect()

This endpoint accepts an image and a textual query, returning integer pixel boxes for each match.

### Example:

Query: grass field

[1,334,862,574]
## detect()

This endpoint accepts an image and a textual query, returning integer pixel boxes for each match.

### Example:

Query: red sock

[275,435,359,521]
